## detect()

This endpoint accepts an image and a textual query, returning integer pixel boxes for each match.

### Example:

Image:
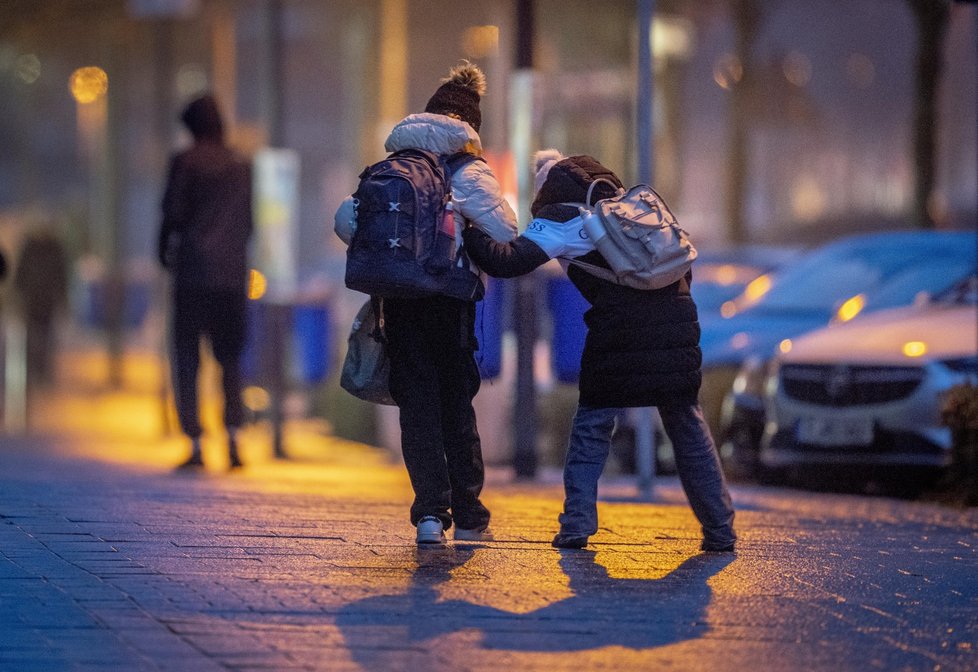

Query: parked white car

[759,276,977,479]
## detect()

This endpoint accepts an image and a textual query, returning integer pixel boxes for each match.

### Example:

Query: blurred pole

[637,0,655,184]
[634,0,657,500]
[264,0,288,459]
[970,0,978,374]
[511,0,538,479]
[379,0,408,134]
[3,317,26,434]
[154,18,176,436]
[212,1,238,131]
[266,0,285,146]
[727,0,759,245]
[102,33,125,391]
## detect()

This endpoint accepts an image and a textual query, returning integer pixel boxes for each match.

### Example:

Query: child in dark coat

[462,151,736,552]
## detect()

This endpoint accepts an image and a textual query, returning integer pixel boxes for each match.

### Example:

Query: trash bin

[75,269,151,329]
[241,299,266,384]
[291,302,332,385]
[474,276,505,380]
[546,276,588,384]
[243,300,332,386]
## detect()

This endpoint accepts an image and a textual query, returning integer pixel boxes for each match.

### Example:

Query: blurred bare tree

[907,0,951,229]
[726,0,765,244]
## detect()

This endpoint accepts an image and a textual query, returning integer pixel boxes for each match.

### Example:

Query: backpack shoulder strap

[391,147,440,166]
[567,257,620,285]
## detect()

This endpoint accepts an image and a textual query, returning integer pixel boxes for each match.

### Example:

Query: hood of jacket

[384,113,482,156]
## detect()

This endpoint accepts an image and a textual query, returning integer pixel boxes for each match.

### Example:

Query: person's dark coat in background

[159,93,253,469]
[14,229,69,385]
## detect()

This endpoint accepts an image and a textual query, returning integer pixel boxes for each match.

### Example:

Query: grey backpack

[570,178,697,290]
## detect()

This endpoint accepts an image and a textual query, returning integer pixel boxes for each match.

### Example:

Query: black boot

[228,440,243,470]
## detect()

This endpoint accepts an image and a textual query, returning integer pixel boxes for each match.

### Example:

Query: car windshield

[862,259,974,310]
[733,236,973,314]
[933,273,978,306]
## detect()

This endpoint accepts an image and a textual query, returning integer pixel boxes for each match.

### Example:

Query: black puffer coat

[158,97,253,291]
[463,155,702,408]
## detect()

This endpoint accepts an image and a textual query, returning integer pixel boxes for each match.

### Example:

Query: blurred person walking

[334,62,518,545]
[14,225,69,387]
[462,151,736,553]
[158,94,253,471]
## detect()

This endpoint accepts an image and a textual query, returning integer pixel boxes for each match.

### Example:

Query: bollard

[4,315,27,434]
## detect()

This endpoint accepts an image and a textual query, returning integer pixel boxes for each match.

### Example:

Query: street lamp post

[511,0,539,479]
[633,0,658,500]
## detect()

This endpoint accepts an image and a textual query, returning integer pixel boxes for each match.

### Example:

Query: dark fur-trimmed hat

[424,61,486,133]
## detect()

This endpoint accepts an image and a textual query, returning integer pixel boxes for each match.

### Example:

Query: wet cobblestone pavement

[1,348,977,671]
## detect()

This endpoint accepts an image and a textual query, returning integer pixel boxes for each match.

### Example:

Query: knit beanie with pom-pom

[532,149,564,196]
[424,61,486,132]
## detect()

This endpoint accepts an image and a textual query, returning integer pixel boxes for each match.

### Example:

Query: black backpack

[344,148,484,301]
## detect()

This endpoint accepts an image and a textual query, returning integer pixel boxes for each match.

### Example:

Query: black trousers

[384,296,489,531]
[171,284,246,439]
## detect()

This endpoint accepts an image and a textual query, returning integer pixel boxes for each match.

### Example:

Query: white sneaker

[416,516,446,545]
[454,526,494,542]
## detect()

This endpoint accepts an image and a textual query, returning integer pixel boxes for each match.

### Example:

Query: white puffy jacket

[333,113,518,253]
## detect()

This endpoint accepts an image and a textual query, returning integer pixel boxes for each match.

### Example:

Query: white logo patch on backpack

[570,178,697,290]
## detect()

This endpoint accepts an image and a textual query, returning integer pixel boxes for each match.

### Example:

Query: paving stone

[3,392,978,672]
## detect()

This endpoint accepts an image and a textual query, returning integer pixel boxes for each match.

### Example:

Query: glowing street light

[69,66,108,104]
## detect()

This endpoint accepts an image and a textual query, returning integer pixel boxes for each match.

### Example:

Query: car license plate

[796,417,874,446]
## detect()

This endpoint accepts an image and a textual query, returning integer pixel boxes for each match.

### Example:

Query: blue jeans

[559,403,736,550]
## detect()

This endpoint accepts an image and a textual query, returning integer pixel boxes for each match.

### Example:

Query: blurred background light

[790,175,828,222]
[782,51,812,87]
[14,53,41,84]
[69,66,108,104]
[461,25,499,58]
[835,294,866,322]
[715,264,740,286]
[743,274,772,303]
[902,341,927,358]
[653,15,694,62]
[176,63,208,99]
[243,385,271,412]
[248,269,267,300]
[713,53,742,90]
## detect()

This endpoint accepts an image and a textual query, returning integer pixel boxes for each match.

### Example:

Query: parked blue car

[690,245,802,316]
[697,230,976,463]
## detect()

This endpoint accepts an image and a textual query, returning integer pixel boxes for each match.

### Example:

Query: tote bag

[340,298,396,406]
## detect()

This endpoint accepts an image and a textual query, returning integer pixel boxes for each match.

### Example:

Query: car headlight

[732,356,775,398]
